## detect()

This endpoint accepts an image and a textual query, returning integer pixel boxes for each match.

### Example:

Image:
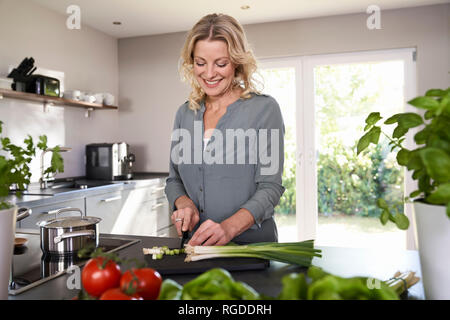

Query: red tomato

[120,268,162,300]
[99,288,143,300]
[81,256,122,297]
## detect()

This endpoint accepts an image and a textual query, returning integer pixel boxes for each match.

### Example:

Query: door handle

[297,152,303,167]
[151,186,165,194]
[151,203,164,210]
[101,196,122,203]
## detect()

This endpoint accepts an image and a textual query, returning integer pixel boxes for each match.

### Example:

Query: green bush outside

[275,138,404,217]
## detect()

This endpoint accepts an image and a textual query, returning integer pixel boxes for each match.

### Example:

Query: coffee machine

[85,143,135,180]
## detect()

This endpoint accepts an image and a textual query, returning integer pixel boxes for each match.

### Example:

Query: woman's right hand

[171,195,200,236]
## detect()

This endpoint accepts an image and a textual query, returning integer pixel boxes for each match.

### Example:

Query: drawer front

[18,198,85,229]
[148,183,166,200]
[125,199,158,236]
[155,197,171,231]
[156,224,178,238]
[86,190,124,234]
[123,197,169,237]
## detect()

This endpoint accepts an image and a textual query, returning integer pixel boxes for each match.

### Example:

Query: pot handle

[53,229,96,244]
[17,207,32,222]
[50,207,83,220]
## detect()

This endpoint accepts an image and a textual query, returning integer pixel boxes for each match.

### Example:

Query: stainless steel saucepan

[38,207,101,255]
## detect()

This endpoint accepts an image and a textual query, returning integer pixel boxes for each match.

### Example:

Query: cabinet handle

[44,207,73,215]
[151,203,164,210]
[151,186,165,194]
[101,196,122,203]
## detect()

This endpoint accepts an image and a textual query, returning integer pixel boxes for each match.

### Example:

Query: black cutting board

[144,253,269,275]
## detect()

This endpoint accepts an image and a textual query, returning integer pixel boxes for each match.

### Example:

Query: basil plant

[357,87,450,229]
[0,120,64,209]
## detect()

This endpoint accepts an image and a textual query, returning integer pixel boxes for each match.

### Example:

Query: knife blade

[180,230,189,249]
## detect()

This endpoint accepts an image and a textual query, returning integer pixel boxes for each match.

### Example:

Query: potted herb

[357,87,450,300]
[0,120,63,299]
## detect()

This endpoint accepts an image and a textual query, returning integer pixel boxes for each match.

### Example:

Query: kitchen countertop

[8,233,425,300]
[6,172,169,207]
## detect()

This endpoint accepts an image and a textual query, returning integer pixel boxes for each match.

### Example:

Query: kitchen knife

[180,230,189,249]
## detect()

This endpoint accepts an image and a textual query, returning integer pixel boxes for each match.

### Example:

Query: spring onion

[184,240,322,267]
[385,271,420,296]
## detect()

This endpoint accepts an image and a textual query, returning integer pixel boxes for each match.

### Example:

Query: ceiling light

[240,5,250,10]
[113,21,122,25]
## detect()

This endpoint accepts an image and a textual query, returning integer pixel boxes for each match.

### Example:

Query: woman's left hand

[188,219,234,246]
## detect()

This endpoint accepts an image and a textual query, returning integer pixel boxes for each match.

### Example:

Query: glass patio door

[302,48,417,249]
[259,48,417,249]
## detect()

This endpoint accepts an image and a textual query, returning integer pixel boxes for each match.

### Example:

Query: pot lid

[39,216,101,229]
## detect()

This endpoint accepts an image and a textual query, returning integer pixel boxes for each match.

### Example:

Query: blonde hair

[179,13,261,111]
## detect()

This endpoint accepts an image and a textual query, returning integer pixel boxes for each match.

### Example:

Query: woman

[165,13,285,245]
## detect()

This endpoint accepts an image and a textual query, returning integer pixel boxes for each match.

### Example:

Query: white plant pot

[0,205,17,300]
[413,201,450,300]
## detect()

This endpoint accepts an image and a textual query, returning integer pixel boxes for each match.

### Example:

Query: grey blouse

[164,93,285,244]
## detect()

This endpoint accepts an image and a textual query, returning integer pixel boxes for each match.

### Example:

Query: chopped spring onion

[184,240,322,267]
[142,246,185,260]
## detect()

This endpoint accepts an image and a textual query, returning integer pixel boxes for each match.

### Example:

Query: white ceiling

[32,0,448,39]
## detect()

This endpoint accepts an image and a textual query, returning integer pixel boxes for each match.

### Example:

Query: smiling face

[193,39,236,101]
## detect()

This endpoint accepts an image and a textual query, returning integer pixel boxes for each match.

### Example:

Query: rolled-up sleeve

[240,98,286,226]
[165,106,188,212]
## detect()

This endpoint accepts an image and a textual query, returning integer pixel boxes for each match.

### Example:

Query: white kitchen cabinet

[111,183,172,237]
[16,178,173,237]
[18,198,85,229]
[85,190,128,234]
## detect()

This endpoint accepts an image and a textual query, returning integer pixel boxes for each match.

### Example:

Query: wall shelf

[0,88,118,111]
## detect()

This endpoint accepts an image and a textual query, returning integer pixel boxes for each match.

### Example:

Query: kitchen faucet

[39,147,71,189]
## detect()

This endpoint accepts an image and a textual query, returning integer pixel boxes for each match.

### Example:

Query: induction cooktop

[9,230,140,296]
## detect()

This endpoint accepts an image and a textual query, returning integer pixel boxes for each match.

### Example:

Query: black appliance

[25,74,60,97]
[86,143,135,181]
[7,57,60,97]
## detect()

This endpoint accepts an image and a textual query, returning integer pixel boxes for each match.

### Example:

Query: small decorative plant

[357,87,450,229]
[0,120,64,209]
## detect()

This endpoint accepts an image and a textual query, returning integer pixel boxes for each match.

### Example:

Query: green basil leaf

[409,190,422,198]
[424,110,435,120]
[414,127,430,145]
[418,175,433,195]
[408,96,439,110]
[392,125,409,139]
[406,151,423,170]
[357,131,371,155]
[377,198,389,209]
[396,148,410,166]
[384,114,400,125]
[447,202,450,219]
[425,183,450,205]
[394,213,410,230]
[412,168,425,180]
[365,112,382,125]
[368,126,381,144]
[420,148,450,183]
[398,113,424,129]
[380,210,389,225]
[425,89,446,97]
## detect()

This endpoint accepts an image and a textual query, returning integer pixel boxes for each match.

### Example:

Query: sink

[50,181,114,189]
[10,179,117,196]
